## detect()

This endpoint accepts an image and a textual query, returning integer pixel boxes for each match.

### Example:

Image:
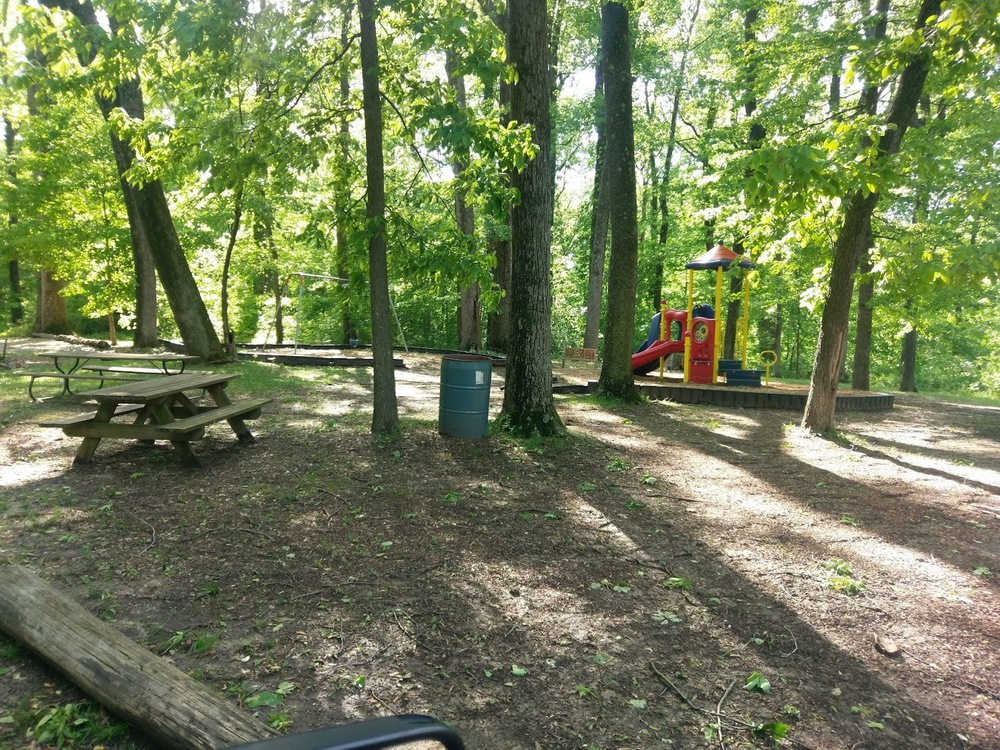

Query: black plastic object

[227,714,466,750]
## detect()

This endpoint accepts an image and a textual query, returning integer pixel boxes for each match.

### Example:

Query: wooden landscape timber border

[551,380,894,411]
[238,351,406,368]
[0,565,275,750]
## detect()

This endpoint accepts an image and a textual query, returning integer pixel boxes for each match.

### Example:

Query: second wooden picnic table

[20,350,202,400]
[41,372,270,467]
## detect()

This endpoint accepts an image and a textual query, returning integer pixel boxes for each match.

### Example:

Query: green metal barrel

[439,354,493,438]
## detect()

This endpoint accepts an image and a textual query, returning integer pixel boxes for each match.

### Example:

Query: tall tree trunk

[802,0,941,432]
[848,0,889,388]
[724,6,765,360]
[851,256,874,390]
[499,0,564,437]
[253,206,283,345]
[98,80,222,360]
[485,4,512,354]
[7,261,21,324]
[596,2,639,401]
[42,0,223,360]
[359,0,399,436]
[127,198,159,348]
[4,113,23,324]
[900,321,918,392]
[446,51,481,351]
[221,183,243,360]
[336,5,354,347]
[34,271,71,335]
[583,59,608,351]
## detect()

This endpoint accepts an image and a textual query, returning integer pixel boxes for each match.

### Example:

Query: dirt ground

[0,339,998,750]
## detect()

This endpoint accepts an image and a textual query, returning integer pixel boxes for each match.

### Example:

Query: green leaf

[744,672,772,694]
[246,691,283,708]
[511,665,527,676]
[628,698,647,709]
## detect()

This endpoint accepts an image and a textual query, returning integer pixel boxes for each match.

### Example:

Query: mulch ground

[1,341,998,750]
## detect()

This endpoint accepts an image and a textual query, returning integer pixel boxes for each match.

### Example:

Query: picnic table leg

[73,402,118,464]
[150,401,201,467]
[205,385,256,444]
[132,404,157,446]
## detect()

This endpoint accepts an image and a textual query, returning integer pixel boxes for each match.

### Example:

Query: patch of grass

[30,700,129,749]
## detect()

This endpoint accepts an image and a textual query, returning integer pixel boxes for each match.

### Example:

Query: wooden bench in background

[562,347,599,367]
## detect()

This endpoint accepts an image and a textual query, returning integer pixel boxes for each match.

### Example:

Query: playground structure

[632,244,762,386]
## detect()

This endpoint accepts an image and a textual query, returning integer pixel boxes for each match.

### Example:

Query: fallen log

[0,565,275,750]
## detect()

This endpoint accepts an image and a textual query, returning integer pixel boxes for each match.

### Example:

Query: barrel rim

[441,354,494,363]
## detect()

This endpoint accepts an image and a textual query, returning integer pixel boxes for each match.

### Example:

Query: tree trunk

[852,257,874,390]
[583,59,608,351]
[34,270,72,335]
[447,52,481,352]
[486,5,512,354]
[221,182,243,360]
[253,207,283,345]
[129,216,159,348]
[7,261,22,324]
[499,0,564,437]
[725,7,764,360]
[42,0,223,360]
[596,2,639,402]
[0,565,274,750]
[900,324,918,392]
[802,0,941,432]
[98,77,223,360]
[4,112,24,325]
[360,0,399,436]
[848,0,888,390]
[336,5,354,347]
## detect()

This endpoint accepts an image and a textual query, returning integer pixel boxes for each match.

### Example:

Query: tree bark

[802,0,941,432]
[852,256,874,390]
[446,51,481,351]
[0,565,274,750]
[725,6,764,360]
[596,2,639,402]
[4,113,24,325]
[336,5,355,347]
[900,325,918,392]
[253,206,283,345]
[34,270,72,335]
[583,59,608,351]
[360,0,400,436]
[499,0,564,436]
[486,5,512,354]
[221,182,243,359]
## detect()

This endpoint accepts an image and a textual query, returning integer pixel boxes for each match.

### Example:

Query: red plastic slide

[631,339,684,374]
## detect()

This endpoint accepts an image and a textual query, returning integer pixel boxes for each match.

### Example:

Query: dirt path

[1,341,997,749]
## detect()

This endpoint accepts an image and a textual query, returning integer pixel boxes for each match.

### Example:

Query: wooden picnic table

[19,350,202,400]
[40,372,270,467]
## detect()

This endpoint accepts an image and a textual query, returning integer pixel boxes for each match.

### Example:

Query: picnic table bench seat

[80,364,210,377]
[157,398,271,435]
[39,403,147,428]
